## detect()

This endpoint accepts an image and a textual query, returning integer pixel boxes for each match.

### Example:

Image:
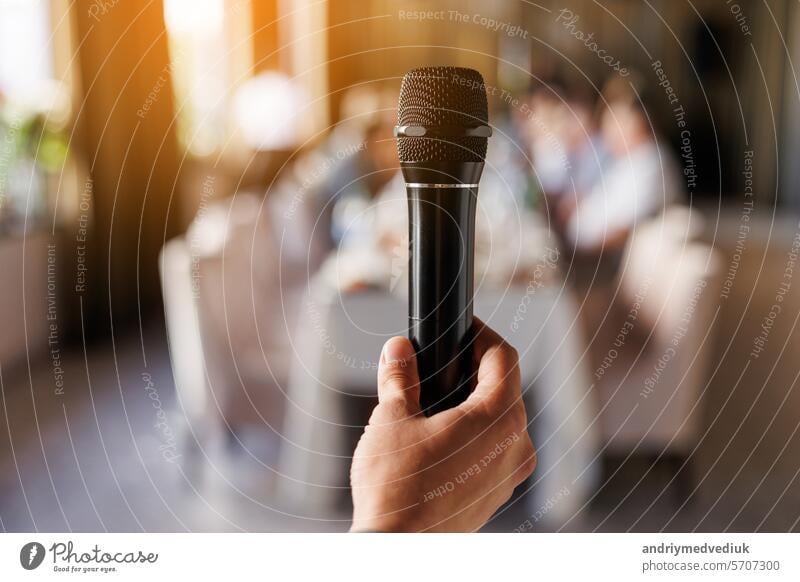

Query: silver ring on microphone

[393,124,493,138]
[404,183,479,188]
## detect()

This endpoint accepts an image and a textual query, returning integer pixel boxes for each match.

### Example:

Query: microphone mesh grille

[397,67,489,162]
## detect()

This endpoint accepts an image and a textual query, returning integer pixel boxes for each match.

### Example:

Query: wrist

[351,507,421,533]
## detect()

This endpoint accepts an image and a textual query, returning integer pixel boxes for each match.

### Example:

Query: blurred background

[1,0,800,532]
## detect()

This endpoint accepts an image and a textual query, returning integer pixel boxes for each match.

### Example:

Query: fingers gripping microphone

[395,67,492,415]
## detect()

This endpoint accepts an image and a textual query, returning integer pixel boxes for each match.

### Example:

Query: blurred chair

[159,237,210,446]
[593,207,722,493]
[160,191,304,451]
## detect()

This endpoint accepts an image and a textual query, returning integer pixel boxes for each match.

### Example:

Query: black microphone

[395,66,492,416]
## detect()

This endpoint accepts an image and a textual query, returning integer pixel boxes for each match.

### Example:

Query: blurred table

[276,278,600,529]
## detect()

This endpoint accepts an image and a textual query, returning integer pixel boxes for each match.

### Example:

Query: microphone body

[395,66,491,415]
[403,162,483,414]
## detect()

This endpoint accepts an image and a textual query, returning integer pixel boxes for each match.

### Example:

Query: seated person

[317,111,399,251]
[528,81,607,203]
[561,75,682,264]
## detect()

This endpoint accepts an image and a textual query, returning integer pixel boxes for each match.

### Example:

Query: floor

[0,324,347,533]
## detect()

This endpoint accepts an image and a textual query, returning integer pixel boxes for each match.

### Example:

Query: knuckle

[477,393,500,416]
[512,400,528,427]
[480,395,505,421]
[493,344,521,386]
[523,453,537,477]
[515,457,536,484]
[381,368,410,389]
[374,396,409,423]
[506,344,520,363]
[520,438,537,474]
[508,360,522,386]
[494,400,524,432]
[495,341,518,366]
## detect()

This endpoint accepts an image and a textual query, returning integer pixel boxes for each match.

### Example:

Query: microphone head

[396,66,489,163]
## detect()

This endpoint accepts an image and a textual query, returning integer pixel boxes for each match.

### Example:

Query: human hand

[350,322,536,532]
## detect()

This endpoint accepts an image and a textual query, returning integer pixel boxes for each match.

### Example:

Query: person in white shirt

[564,76,682,256]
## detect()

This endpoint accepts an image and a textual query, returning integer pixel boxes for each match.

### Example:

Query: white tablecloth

[276,281,600,529]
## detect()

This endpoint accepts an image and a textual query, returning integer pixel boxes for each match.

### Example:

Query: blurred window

[163,0,231,156]
[0,0,53,104]
[163,0,309,157]
[0,0,71,236]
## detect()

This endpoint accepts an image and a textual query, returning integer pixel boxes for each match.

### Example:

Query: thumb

[377,336,421,416]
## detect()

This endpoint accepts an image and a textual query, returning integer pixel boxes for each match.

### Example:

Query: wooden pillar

[252,0,280,71]
[71,0,181,337]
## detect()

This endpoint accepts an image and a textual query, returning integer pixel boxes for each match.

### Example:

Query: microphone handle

[407,182,478,415]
